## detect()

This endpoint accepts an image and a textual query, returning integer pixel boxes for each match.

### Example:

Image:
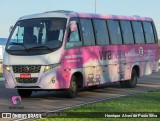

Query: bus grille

[13,65,41,73]
[16,78,38,83]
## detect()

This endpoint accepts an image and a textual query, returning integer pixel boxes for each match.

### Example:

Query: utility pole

[95,0,96,13]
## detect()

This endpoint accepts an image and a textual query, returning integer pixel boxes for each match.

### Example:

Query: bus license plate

[20,74,31,78]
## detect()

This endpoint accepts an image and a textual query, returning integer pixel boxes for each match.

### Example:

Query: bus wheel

[120,81,127,88]
[88,85,98,90]
[120,69,137,88]
[17,89,32,98]
[66,76,78,98]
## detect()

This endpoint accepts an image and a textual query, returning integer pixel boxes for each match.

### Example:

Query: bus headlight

[3,65,11,72]
[44,63,61,72]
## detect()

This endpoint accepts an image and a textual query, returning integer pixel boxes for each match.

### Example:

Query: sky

[0,0,160,38]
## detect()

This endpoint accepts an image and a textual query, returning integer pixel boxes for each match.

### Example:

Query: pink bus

[3,10,159,98]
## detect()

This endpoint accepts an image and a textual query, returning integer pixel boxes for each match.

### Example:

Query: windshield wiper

[10,42,28,50]
[27,45,53,51]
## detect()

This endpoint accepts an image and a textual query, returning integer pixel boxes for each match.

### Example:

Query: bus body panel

[3,11,159,91]
[3,48,67,89]
[61,44,158,87]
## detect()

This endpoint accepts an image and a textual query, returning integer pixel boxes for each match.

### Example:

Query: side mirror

[9,26,13,33]
[69,21,77,32]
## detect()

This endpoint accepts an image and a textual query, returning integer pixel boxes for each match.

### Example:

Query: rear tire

[120,69,137,88]
[88,85,98,90]
[120,81,126,88]
[65,76,78,98]
[17,89,32,98]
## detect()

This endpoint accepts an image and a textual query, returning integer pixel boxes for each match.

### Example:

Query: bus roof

[19,10,153,21]
[71,13,152,21]
[19,10,73,20]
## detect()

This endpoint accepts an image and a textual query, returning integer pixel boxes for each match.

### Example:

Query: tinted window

[68,27,80,42]
[142,22,155,43]
[120,21,134,44]
[152,23,158,43]
[80,19,95,46]
[132,21,145,44]
[93,19,109,45]
[66,18,82,49]
[107,20,122,44]
[7,18,66,56]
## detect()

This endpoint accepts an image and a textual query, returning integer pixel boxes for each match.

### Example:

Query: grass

[0,73,3,77]
[38,90,160,121]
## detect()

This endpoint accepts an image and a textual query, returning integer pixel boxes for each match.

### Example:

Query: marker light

[3,65,11,72]
[44,63,61,72]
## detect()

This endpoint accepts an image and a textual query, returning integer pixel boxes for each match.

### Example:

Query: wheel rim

[70,81,77,94]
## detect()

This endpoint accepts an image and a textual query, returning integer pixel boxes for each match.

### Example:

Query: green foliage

[0,73,3,77]
[38,90,160,121]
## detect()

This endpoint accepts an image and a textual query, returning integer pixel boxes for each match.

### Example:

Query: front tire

[120,81,126,88]
[65,76,78,98]
[120,69,137,88]
[17,89,32,98]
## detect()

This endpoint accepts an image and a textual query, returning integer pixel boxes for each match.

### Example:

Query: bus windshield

[6,18,67,55]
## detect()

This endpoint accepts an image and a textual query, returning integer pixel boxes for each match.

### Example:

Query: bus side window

[66,18,82,49]
[13,26,24,43]
[107,20,122,45]
[68,27,80,42]
[80,18,95,46]
[152,22,158,43]
[132,21,145,44]
[93,19,110,45]
[120,20,134,44]
[142,22,155,44]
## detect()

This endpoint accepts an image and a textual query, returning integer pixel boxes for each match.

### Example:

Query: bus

[3,10,159,98]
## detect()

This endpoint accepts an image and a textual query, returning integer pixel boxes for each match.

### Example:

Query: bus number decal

[139,47,143,57]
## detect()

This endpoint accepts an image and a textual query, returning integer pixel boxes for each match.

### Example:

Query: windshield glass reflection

[6,18,67,51]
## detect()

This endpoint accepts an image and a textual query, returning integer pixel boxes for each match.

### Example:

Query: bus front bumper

[3,67,67,90]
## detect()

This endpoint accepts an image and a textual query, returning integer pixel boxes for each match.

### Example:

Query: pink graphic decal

[62,44,158,69]
[12,96,21,105]
[70,13,152,21]
[60,43,158,86]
